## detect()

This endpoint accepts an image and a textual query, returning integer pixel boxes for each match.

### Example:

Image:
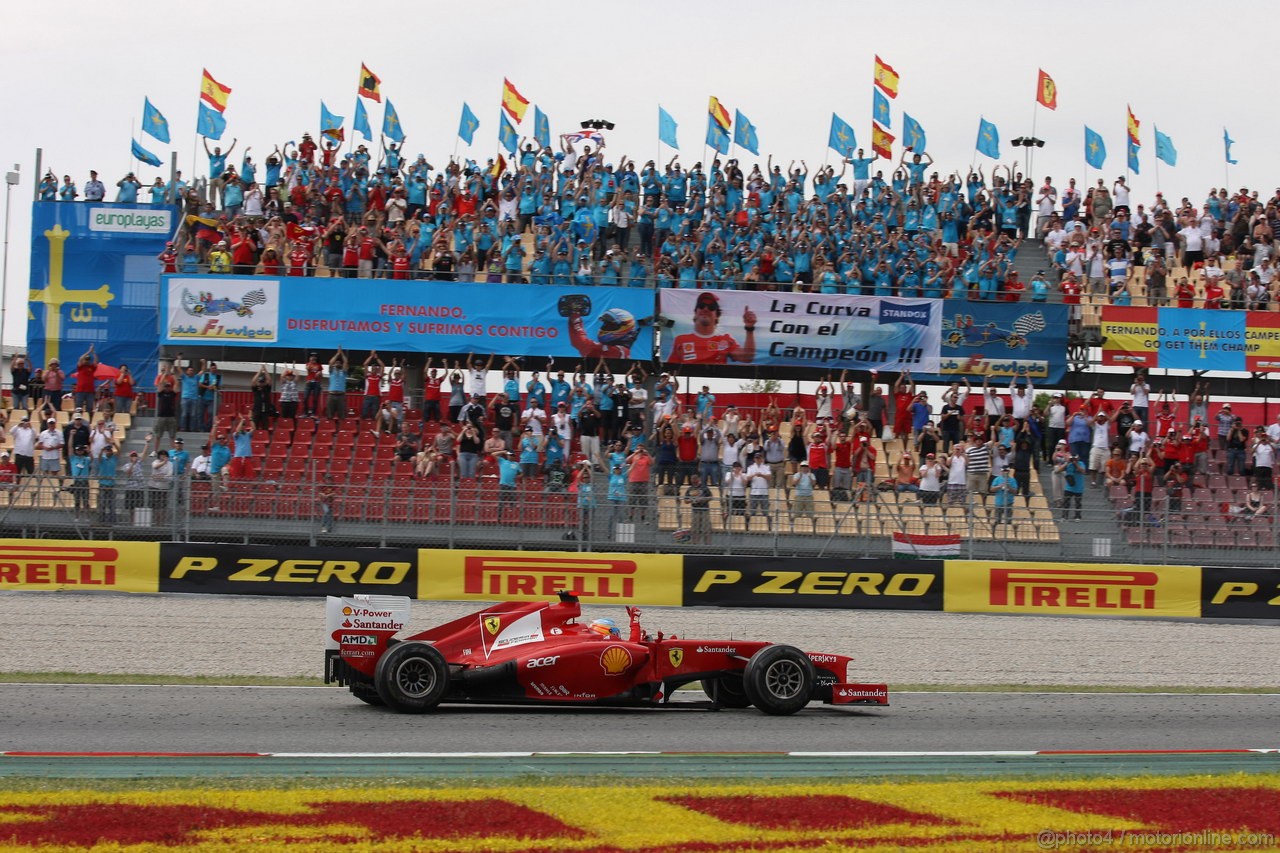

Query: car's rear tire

[349,681,384,706]
[374,642,449,713]
[742,645,816,716]
[701,676,751,708]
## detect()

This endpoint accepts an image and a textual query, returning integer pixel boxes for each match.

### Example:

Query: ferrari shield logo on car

[668,648,684,668]
[600,645,633,675]
[484,616,501,635]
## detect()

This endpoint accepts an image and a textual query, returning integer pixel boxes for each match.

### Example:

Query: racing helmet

[587,618,620,639]
[597,309,639,348]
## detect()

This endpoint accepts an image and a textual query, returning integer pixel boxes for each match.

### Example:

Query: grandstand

[11,130,1280,568]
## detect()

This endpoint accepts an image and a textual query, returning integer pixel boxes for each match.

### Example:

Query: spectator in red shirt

[72,346,97,413]
[287,242,310,276]
[1003,272,1026,302]
[1175,278,1196,308]
[361,351,384,420]
[260,246,283,275]
[626,445,653,523]
[422,357,443,423]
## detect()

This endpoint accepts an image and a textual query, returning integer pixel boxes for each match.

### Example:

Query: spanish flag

[873,55,899,99]
[200,69,231,114]
[1127,105,1140,145]
[708,96,731,132]
[502,78,529,123]
[872,123,894,160]
[1036,69,1057,110]
[358,63,382,102]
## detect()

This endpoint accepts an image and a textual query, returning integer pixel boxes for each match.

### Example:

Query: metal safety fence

[2,470,1278,568]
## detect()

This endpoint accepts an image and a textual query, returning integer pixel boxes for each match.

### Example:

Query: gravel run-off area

[6,592,1278,688]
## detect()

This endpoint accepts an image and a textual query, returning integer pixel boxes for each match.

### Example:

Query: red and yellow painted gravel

[1,774,1279,852]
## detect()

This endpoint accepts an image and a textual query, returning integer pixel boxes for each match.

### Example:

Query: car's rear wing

[324,595,413,683]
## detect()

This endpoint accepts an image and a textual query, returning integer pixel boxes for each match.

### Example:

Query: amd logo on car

[340,634,379,646]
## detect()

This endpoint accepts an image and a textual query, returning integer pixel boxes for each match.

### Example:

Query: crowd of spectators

[37,128,1280,307]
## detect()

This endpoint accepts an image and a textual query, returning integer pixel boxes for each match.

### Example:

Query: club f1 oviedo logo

[159,544,416,596]
[0,544,122,587]
[463,556,639,599]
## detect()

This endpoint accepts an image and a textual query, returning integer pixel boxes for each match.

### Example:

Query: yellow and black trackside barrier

[2,539,1275,621]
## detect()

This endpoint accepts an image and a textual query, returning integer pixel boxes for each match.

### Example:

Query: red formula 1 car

[324,592,888,716]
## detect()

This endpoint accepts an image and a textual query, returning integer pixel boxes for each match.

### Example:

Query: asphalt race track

[2,684,1275,755]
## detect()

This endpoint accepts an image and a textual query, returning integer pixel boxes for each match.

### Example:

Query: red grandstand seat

[354,445,374,462]
[372,459,393,478]
[393,461,415,479]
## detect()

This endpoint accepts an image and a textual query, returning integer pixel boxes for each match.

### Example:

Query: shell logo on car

[600,645,632,675]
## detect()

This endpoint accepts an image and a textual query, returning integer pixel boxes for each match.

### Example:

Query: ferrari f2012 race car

[325,592,888,716]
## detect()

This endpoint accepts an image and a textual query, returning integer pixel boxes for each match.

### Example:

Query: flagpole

[1154,152,1161,197]
[1027,104,1039,185]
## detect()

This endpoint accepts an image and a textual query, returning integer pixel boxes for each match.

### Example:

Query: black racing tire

[742,645,816,716]
[374,642,449,713]
[349,681,384,706]
[701,675,751,708]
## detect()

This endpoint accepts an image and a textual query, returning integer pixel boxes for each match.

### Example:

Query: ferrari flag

[199,69,231,113]
[502,78,529,123]
[358,63,382,102]
[1037,69,1058,110]
[873,55,900,98]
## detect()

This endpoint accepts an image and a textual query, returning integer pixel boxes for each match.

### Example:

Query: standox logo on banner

[0,545,118,586]
[879,302,932,326]
[463,556,636,599]
[989,568,1157,610]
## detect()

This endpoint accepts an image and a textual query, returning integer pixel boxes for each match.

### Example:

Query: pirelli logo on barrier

[683,557,943,610]
[944,561,1200,618]
[421,549,683,605]
[0,540,159,592]
[159,543,417,597]
[1202,567,1280,620]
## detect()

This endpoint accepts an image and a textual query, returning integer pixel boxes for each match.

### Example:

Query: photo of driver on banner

[669,291,756,365]
[563,293,642,359]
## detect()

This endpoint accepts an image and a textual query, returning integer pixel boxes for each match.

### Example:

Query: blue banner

[160,278,657,358]
[935,302,1069,382]
[658,290,940,371]
[28,202,177,388]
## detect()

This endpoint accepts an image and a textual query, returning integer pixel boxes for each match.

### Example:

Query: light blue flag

[733,109,759,155]
[902,113,926,153]
[354,99,372,141]
[1224,128,1238,165]
[131,139,162,168]
[196,102,226,140]
[142,98,170,144]
[828,113,856,157]
[659,106,679,150]
[976,117,1000,159]
[534,106,550,149]
[320,102,344,136]
[706,119,730,155]
[1127,137,1141,174]
[1154,128,1177,166]
[873,89,891,129]
[382,99,405,142]
[458,102,479,145]
[1084,126,1106,169]
[499,111,519,155]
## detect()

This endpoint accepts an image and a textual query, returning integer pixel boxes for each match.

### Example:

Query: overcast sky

[3,0,1277,351]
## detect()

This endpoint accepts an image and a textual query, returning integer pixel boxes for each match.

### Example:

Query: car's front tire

[374,642,448,713]
[742,645,816,716]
